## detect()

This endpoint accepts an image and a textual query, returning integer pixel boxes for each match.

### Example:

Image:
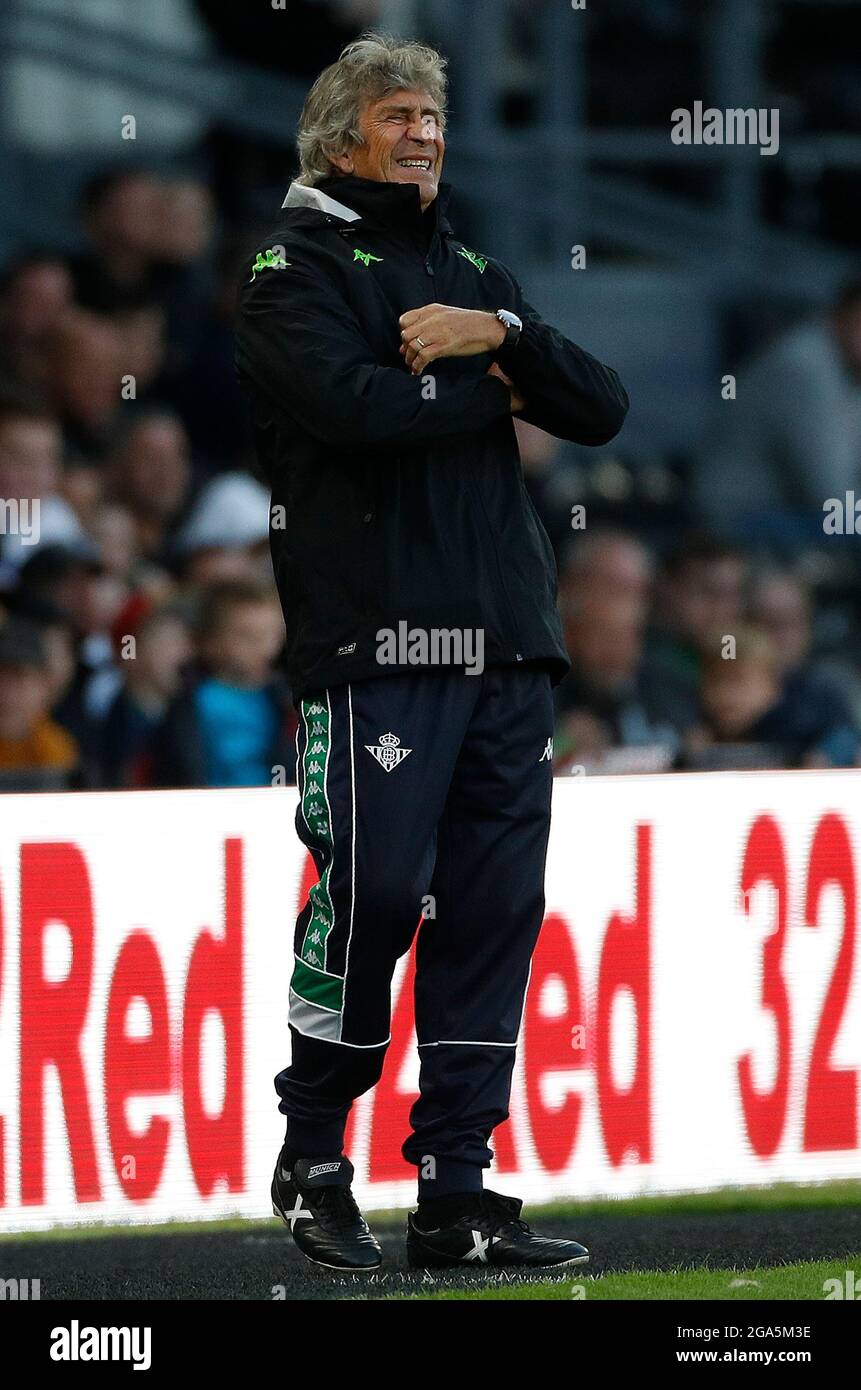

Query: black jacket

[235,174,628,698]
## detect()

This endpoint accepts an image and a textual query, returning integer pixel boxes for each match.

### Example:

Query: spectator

[112,305,167,398]
[555,592,684,771]
[0,389,89,576]
[0,254,74,390]
[45,308,125,459]
[18,541,127,766]
[2,593,80,713]
[172,470,272,585]
[696,279,861,532]
[101,598,193,787]
[67,169,163,315]
[107,411,192,560]
[151,578,294,787]
[146,177,216,396]
[748,568,861,766]
[559,526,653,613]
[90,502,141,583]
[679,627,786,771]
[151,178,215,270]
[0,617,82,790]
[644,532,746,694]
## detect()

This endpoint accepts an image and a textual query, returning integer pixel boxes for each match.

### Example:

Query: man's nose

[405,120,434,144]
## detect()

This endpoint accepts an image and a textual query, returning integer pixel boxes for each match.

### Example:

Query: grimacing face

[329,88,445,210]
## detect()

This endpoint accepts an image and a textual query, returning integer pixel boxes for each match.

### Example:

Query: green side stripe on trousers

[291,958,344,1012]
[299,695,336,968]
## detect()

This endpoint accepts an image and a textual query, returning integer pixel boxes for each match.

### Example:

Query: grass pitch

[1,1183,859,1301]
[402,1255,859,1300]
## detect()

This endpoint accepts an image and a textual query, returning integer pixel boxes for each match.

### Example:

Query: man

[67,168,163,315]
[0,616,82,791]
[235,33,628,1272]
[695,278,861,530]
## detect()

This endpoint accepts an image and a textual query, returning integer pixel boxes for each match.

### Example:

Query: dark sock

[416,1191,483,1229]
[417,1155,483,1203]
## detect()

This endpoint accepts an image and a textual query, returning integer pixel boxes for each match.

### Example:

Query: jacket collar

[282,175,454,237]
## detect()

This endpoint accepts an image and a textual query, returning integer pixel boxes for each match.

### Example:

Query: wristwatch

[494,308,523,353]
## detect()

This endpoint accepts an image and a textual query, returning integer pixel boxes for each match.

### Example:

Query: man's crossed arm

[399,301,628,446]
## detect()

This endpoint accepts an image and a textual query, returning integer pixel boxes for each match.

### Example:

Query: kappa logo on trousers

[365,731,412,772]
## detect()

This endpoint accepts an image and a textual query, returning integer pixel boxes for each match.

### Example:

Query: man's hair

[296,31,447,187]
[80,166,151,217]
[660,530,743,578]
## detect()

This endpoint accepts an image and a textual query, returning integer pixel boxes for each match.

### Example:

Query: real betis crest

[365,731,412,773]
[458,247,488,273]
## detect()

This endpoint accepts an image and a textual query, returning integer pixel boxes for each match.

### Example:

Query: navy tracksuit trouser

[275,666,554,1192]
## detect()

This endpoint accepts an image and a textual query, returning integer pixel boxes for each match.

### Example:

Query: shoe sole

[272,1202,383,1273]
[407,1249,590,1270]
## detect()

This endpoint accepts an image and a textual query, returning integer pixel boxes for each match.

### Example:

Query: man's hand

[487,360,526,414]
[399,304,505,373]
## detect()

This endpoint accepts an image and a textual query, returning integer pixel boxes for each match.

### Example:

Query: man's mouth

[396,158,433,171]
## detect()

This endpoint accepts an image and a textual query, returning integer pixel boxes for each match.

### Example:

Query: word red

[0,839,243,1208]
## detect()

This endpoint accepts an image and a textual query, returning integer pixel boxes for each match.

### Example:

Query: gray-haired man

[236,33,627,1271]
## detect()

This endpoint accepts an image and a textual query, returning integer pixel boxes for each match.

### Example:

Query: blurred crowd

[546,523,861,775]
[0,166,296,791]
[0,0,860,790]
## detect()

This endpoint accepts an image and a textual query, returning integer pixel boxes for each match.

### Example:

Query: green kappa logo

[250,247,290,280]
[353,248,384,267]
[458,247,488,273]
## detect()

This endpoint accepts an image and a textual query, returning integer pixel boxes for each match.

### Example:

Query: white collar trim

[281,182,361,222]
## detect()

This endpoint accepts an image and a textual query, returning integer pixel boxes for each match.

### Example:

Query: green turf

[3,1182,860,1302]
[398,1255,861,1301]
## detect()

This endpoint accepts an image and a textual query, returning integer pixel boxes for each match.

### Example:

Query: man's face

[91,175,161,256]
[665,557,745,649]
[121,417,190,518]
[331,88,445,210]
[0,416,63,498]
[565,596,644,691]
[202,601,286,688]
[135,616,192,700]
[0,664,50,741]
[701,660,778,740]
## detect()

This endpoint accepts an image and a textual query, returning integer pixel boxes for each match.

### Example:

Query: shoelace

[312,1184,365,1232]
[479,1193,531,1237]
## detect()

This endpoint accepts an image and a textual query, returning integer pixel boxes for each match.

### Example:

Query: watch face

[498,310,522,329]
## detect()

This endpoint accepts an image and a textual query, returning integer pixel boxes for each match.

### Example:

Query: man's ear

[327,149,354,175]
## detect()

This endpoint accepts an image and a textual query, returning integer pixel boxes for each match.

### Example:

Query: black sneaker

[271,1151,382,1271]
[407,1189,589,1269]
